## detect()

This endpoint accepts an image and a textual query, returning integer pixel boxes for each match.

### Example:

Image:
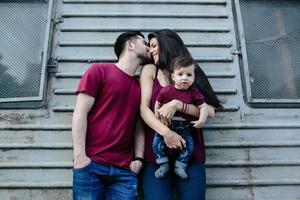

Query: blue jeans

[152,120,193,168]
[73,161,137,200]
[141,162,206,200]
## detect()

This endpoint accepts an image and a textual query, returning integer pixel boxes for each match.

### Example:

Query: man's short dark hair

[114,31,145,59]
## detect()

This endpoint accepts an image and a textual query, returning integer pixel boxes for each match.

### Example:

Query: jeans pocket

[129,169,139,177]
[73,161,92,171]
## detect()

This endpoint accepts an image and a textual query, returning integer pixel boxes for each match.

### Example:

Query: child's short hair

[170,56,195,72]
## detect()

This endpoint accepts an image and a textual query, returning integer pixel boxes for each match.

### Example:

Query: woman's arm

[207,104,215,118]
[140,64,186,150]
[156,98,215,125]
[157,100,198,125]
[184,102,215,118]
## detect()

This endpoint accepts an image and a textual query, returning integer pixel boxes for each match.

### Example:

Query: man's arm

[130,117,145,174]
[72,93,95,169]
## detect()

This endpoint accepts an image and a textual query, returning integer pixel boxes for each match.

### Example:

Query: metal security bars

[0,0,53,104]
[234,0,300,106]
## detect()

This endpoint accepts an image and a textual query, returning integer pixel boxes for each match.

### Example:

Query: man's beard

[139,54,153,65]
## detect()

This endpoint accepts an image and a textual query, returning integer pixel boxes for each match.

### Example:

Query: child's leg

[174,128,194,179]
[152,133,169,178]
[155,163,169,179]
[174,161,188,179]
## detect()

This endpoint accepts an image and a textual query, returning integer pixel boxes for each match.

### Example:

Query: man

[72,31,150,200]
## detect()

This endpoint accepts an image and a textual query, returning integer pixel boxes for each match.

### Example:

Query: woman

[140,29,222,200]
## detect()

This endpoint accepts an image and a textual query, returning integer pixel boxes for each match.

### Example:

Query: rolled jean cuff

[175,160,188,169]
[156,157,169,164]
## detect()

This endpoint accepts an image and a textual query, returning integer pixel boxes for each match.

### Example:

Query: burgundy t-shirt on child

[156,85,205,121]
[77,63,141,169]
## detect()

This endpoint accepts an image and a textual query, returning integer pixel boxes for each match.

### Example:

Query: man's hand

[157,100,181,126]
[130,160,143,174]
[163,130,186,150]
[73,154,91,169]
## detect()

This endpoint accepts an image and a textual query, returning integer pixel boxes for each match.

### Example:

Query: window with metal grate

[234,0,300,106]
[0,0,54,108]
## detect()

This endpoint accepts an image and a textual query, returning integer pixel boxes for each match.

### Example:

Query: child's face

[171,64,195,90]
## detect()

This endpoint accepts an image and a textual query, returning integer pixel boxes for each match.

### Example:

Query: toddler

[153,56,208,179]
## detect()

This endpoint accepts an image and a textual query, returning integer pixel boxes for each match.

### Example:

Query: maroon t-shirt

[156,85,205,121]
[77,63,141,169]
[144,79,206,163]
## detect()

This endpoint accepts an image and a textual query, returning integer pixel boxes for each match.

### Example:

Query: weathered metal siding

[0,0,299,199]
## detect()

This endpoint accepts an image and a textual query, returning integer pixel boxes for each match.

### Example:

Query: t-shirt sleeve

[156,86,171,103]
[77,64,104,97]
[191,87,205,106]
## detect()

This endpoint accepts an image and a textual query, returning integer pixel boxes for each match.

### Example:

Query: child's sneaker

[174,167,188,179]
[154,164,169,178]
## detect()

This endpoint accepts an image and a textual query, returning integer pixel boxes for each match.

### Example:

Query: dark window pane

[240,0,300,100]
[0,1,49,100]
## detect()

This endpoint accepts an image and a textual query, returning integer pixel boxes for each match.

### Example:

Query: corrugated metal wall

[0,0,299,199]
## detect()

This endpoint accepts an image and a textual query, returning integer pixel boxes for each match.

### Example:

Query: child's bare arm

[191,103,209,128]
[198,103,209,123]
[154,100,162,118]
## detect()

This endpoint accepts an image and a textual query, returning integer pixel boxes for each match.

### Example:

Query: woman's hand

[191,120,205,128]
[163,130,186,150]
[157,99,181,126]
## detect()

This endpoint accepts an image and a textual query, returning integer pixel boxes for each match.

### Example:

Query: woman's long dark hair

[148,29,222,108]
